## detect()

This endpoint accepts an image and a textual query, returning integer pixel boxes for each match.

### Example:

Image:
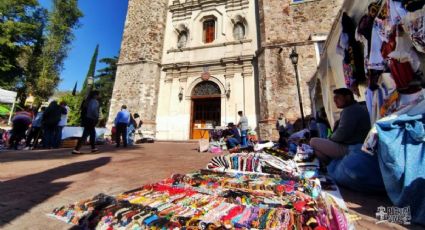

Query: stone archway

[190,81,222,139]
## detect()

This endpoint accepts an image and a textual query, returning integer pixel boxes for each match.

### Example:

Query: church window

[203,19,215,43]
[177,31,188,48]
[192,81,221,96]
[233,22,245,40]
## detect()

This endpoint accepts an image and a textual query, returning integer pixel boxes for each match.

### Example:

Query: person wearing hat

[224,122,241,150]
[310,88,371,164]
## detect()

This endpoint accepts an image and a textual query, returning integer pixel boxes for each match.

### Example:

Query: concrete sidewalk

[0,143,416,229]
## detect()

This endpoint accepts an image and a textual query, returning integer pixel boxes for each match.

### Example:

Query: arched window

[192,81,221,96]
[203,19,215,43]
[177,31,188,48]
[233,22,245,40]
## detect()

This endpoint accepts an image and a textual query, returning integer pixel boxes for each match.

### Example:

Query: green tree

[95,56,118,120]
[81,44,99,97]
[34,0,83,100]
[0,0,46,90]
[58,92,82,126]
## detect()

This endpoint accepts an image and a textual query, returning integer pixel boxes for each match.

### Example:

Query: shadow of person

[0,157,111,226]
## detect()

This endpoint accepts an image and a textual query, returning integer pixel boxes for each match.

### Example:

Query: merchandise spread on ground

[48,145,352,230]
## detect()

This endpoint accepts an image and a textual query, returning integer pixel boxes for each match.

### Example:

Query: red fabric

[381,30,396,59]
[221,206,244,221]
[294,201,307,212]
[388,59,415,89]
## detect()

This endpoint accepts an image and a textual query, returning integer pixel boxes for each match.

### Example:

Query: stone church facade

[108,0,343,140]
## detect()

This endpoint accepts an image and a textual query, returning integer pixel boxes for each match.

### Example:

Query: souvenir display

[206,152,299,177]
[49,169,349,229]
[49,137,350,230]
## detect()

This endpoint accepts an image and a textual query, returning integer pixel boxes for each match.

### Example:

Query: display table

[62,127,108,140]
[193,128,212,139]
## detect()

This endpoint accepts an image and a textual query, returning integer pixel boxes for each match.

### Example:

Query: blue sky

[39,0,129,91]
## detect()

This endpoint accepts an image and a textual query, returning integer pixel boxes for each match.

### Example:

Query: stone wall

[257,0,343,140]
[108,0,168,133]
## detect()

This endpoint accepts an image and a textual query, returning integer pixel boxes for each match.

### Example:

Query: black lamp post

[289,47,306,129]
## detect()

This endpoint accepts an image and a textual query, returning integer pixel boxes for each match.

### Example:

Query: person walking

[42,101,62,149]
[237,111,248,147]
[114,105,130,147]
[72,91,100,154]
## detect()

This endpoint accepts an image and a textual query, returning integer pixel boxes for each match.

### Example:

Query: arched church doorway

[190,81,221,139]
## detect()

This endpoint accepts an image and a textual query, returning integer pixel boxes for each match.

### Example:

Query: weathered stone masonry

[256,0,343,140]
[108,0,168,132]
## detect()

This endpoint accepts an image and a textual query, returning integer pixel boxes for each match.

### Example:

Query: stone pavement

[0,143,419,230]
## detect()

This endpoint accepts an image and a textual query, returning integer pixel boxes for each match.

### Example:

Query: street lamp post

[85,76,94,99]
[289,47,306,129]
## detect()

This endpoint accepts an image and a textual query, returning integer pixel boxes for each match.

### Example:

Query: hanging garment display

[402,7,425,53]
[375,113,425,225]
[389,0,408,25]
[363,89,425,154]
[339,13,367,91]
[369,18,387,70]
[356,2,380,58]
[365,73,398,124]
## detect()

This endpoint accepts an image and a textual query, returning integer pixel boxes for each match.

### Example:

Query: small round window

[233,23,245,40]
[177,31,188,48]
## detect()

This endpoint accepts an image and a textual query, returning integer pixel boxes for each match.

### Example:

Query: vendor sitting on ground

[224,122,241,151]
[310,88,371,164]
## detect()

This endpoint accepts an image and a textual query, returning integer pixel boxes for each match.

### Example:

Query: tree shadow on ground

[0,144,144,163]
[0,157,111,226]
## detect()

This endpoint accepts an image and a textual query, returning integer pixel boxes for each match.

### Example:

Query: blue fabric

[375,113,425,225]
[127,124,135,146]
[227,137,240,149]
[241,130,248,147]
[114,110,130,125]
[317,123,328,138]
[327,144,385,193]
[32,112,44,128]
[231,127,241,143]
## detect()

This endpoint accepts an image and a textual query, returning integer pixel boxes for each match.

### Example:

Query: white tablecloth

[62,127,108,140]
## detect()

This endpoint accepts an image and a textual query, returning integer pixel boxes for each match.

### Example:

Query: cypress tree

[81,44,99,96]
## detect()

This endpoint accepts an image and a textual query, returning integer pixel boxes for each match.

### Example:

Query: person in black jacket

[310,88,371,164]
[42,101,62,149]
[72,91,100,154]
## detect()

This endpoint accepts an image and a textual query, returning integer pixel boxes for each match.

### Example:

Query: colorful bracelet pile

[49,169,348,229]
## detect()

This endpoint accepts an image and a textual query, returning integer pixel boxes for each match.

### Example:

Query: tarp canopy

[0,88,17,104]
[0,105,10,116]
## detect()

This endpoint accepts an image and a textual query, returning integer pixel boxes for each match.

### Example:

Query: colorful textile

[365,73,397,124]
[403,7,425,53]
[49,170,348,229]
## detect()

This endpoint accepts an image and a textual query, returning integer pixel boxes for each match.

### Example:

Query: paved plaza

[0,143,415,229]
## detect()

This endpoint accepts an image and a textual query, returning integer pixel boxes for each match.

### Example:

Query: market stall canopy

[0,88,17,104]
[0,105,10,116]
